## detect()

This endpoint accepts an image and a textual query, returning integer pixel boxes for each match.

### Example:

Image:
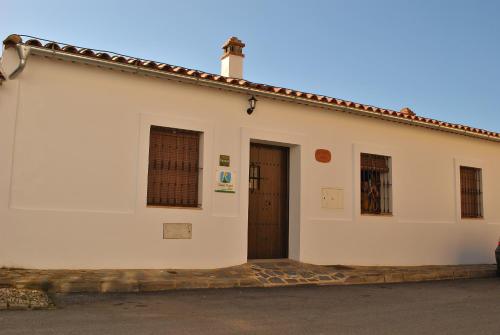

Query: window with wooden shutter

[147,126,201,207]
[360,153,392,215]
[460,166,483,218]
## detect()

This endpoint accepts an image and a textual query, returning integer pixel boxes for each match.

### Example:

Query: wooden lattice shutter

[147,126,200,207]
[460,166,483,218]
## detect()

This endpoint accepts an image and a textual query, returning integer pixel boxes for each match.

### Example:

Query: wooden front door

[248,143,289,259]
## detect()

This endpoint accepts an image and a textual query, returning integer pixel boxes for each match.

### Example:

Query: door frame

[240,127,303,262]
[247,142,290,259]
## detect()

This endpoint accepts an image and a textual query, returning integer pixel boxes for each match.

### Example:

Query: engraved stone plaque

[163,223,192,239]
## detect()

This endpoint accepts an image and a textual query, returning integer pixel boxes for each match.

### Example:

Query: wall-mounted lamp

[247,96,258,115]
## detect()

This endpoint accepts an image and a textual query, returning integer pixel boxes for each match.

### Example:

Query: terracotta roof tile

[26,39,42,47]
[62,45,78,53]
[78,48,94,56]
[44,42,60,50]
[2,34,499,140]
[96,52,111,59]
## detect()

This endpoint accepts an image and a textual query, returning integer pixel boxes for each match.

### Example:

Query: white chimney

[220,37,245,78]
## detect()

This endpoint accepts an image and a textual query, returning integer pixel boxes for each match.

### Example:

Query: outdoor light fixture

[247,95,258,115]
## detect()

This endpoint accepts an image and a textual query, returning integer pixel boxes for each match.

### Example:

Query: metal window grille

[249,164,261,192]
[360,153,392,215]
[460,166,483,218]
[147,125,201,207]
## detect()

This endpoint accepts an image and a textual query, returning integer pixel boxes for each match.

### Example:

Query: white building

[1,34,499,269]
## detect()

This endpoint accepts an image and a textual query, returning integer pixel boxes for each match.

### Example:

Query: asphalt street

[1,278,499,335]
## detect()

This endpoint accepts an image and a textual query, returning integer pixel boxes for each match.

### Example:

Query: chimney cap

[222,36,245,49]
[221,36,245,60]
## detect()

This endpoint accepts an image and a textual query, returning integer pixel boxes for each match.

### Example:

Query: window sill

[361,213,393,217]
[147,205,203,210]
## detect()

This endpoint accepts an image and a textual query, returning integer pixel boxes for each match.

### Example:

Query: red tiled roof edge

[3,34,499,140]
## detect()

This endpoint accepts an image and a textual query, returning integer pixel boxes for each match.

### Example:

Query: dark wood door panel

[248,143,289,259]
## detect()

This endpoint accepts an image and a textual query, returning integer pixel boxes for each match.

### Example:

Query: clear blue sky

[3,0,499,132]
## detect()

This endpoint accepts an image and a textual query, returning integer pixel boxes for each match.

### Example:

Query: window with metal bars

[460,166,483,218]
[147,125,201,207]
[360,153,392,215]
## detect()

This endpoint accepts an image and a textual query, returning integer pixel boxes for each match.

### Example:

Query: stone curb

[2,266,497,295]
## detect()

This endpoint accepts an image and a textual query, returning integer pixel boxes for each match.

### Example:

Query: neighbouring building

[1,34,499,269]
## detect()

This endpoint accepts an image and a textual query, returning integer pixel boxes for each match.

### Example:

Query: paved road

[1,278,499,334]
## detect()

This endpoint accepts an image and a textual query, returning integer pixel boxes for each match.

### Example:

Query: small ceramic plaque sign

[219,154,230,167]
[315,149,331,163]
[215,169,236,193]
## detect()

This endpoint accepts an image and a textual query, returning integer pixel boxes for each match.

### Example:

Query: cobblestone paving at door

[250,260,346,285]
[0,260,496,295]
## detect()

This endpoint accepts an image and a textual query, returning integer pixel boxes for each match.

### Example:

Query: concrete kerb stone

[383,272,405,283]
[208,278,240,289]
[403,272,443,282]
[344,274,386,285]
[468,269,497,279]
[238,278,262,287]
[175,279,210,290]
[100,280,140,293]
[56,280,101,294]
[452,269,470,279]
[138,280,176,292]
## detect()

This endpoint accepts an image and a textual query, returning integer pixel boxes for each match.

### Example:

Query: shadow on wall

[455,230,496,264]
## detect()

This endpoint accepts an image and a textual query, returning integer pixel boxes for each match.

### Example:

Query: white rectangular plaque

[163,223,192,239]
[321,188,344,209]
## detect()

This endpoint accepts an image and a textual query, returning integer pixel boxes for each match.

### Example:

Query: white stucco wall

[1,52,499,269]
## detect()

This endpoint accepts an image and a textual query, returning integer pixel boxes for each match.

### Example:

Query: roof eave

[21,45,500,143]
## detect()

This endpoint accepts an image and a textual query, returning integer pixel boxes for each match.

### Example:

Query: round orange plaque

[315,149,331,163]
